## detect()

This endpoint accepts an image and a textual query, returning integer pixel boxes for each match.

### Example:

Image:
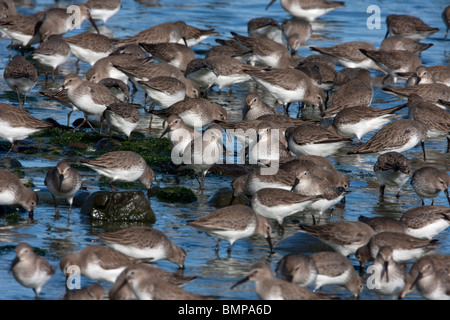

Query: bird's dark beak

[266,0,277,10]
[89,16,100,34]
[231,276,250,290]
[291,177,299,192]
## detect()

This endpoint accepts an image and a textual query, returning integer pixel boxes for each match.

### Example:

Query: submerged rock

[207,187,249,207]
[155,187,197,203]
[80,191,155,223]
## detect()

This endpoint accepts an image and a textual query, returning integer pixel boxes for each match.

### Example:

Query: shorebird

[44,160,82,218]
[275,253,318,287]
[85,0,122,24]
[31,35,71,80]
[79,151,155,197]
[63,283,105,300]
[187,205,274,254]
[10,243,55,299]
[247,17,283,43]
[242,93,276,121]
[98,226,186,269]
[385,14,439,41]
[410,166,450,206]
[4,55,38,108]
[379,36,433,56]
[347,119,428,161]
[266,0,345,21]
[231,262,336,300]
[281,18,312,55]
[382,83,450,110]
[407,65,450,87]
[373,151,411,198]
[399,206,450,240]
[139,42,196,72]
[59,73,122,133]
[0,103,54,158]
[102,101,141,140]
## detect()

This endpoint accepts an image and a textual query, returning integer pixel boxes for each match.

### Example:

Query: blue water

[0,0,449,301]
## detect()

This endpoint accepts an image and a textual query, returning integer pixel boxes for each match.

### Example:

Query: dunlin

[125,267,211,300]
[231,31,298,69]
[358,215,405,234]
[85,0,122,24]
[285,123,352,157]
[230,167,294,204]
[368,246,406,298]
[298,221,376,257]
[410,166,450,206]
[281,18,312,55]
[275,253,318,287]
[358,49,422,84]
[139,42,196,73]
[311,251,364,298]
[59,244,146,283]
[85,52,152,85]
[159,114,201,159]
[408,255,450,300]
[31,35,71,80]
[204,55,263,94]
[379,36,433,56]
[59,73,121,132]
[185,58,219,92]
[281,155,350,192]
[0,102,54,157]
[310,41,381,70]
[0,0,17,19]
[330,105,404,143]
[408,65,450,87]
[181,24,217,47]
[245,68,326,114]
[44,160,82,218]
[115,20,188,46]
[231,262,334,300]
[242,93,276,121]
[266,0,345,21]
[407,93,450,152]
[385,14,439,40]
[0,11,45,51]
[102,101,141,140]
[251,187,321,228]
[206,38,252,62]
[80,151,154,197]
[355,231,439,268]
[10,243,55,299]
[187,204,274,254]
[347,119,428,161]
[247,17,283,43]
[443,5,450,40]
[321,69,373,118]
[149,97,227,128]
[4,55,38,108]
[63,31,115,67]
[333,67,368,89]
[399,253,450,299]
[99,78,130,102]
[63,283,105,300]
[399,206,450,240]
[296,57,336,92]
[109,263,197,300]
[182,124,223,189]
[38,5,99,42]
[382,83,450,110]
[138,76,195,110]
[373,151,411,198]
[98,226,186,268]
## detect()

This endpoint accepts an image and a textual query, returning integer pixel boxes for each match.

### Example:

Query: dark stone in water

[95,138,122,152]
[0,157,22,169]
[155,187,197,203]
[207,187,249,207]
[80,191,155,223]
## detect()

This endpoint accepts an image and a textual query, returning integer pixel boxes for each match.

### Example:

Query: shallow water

[0,0,449,301]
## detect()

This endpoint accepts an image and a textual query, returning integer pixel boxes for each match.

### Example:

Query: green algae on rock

[155,187,198,203]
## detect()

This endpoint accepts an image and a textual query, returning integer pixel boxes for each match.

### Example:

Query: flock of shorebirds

[1,0,450,301]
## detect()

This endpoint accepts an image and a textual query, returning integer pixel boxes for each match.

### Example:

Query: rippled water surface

[0,0,449,301]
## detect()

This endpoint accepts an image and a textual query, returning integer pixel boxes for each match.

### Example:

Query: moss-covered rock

[80,191,155,223]
[207,187,249,207]
[155,187,197,203]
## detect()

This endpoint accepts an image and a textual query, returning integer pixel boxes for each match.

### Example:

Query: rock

[95,138,122,152]
[209,164,253,177]
[80,191,155,223]
[155,187,197,203]
[207,187,249,207]
[0,157,22,169]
